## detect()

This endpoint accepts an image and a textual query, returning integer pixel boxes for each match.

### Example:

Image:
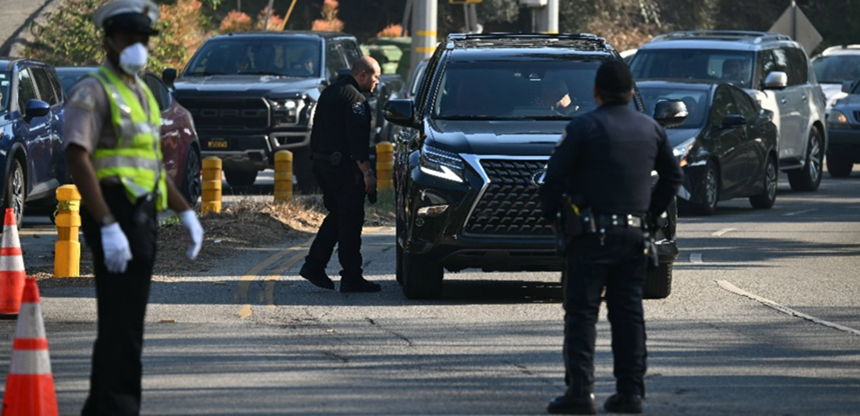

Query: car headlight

[269,98,304,125]
[672,138,695,167]
[827,110,850,129]
[419,144,465,183]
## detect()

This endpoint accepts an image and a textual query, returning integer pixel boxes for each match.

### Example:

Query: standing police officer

[539,61,682,415]
[63,1,204,414]
[299,57,382,293]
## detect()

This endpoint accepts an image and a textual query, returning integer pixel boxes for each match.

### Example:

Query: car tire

[826,153,853,178]
[395,240,404,286]
[643,262,672,300]
[696,161,719,215]
[788,128,823,192]
[749,154,778,209]
[180,146,202,206]
[224,169,257,188]
[402,252,443,299]
[3,159,25,227]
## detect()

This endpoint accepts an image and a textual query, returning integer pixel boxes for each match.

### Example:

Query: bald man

[299,56,383,293]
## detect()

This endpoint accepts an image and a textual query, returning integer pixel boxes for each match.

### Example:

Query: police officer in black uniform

[299,57,382,293]
[539,61,683,414]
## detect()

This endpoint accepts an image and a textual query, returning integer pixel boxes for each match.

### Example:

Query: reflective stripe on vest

[91,66,167,211]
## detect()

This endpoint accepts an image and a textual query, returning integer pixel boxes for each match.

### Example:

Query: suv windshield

[631,49,755,87]
[639,86,708,128]
[432,60,603,120]
[184,38,321,78]
[812,55,860,84]
[0,72,9,112]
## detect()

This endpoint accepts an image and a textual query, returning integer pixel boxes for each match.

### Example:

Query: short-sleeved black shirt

[310,75,371,162]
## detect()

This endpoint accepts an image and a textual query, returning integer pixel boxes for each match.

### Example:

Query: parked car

[383,33,682,300]
[166,31,402,191]
[0,58,67,225]
[824,82,860,177]
[56,67,202,206]
[629,30,828,192]
[811,45,860,113]
[638,80,778,214]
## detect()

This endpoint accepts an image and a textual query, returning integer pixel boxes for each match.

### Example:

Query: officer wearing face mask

[62,1,204,414]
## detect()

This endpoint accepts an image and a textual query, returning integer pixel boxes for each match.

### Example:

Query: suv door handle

[780,98,787,104]
[801,95,807,101]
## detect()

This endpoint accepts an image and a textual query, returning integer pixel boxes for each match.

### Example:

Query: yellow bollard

[274,150,293,202]
[201,157,222,214]
[54,185,81,278]
[376,141,394,190]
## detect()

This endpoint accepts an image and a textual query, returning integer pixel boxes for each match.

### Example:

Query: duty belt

[593,213,644,229]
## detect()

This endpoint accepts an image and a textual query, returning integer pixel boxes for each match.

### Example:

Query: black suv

[384,33,681,299]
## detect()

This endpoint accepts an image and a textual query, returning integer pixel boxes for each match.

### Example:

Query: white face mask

[119,42,148,75]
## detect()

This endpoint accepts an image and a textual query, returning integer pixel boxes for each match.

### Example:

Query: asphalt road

[3,168,860,415]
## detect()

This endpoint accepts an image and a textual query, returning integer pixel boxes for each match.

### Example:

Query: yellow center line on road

[261,249,308,308]
[236,237,314,319]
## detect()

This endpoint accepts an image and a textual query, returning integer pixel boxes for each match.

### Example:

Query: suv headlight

[419,144,465,183]
[269,98,304,126]
[672,137,695,167]
[827,110,850,129]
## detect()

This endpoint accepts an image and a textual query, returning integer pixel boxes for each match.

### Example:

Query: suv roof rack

[653,30,792,44]
[446,32,608,50]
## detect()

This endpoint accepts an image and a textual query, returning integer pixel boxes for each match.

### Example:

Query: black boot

[547,392,596,415]
[299,264,335,290]
[340,277,382,293]
[603,393,643,414]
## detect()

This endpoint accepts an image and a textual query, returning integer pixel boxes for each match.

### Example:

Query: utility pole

[411,0,438,74]
[534,0,558,33]
[401,0,414,37]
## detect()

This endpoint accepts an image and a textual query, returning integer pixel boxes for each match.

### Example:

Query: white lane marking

[690,253,703,263]
[784,208,817,217]
[717,280,860,337]
[711,228,736,237]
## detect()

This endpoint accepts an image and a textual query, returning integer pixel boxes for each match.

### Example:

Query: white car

[811,45,860,113]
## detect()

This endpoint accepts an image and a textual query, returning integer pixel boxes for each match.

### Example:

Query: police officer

[299,57,382,293]
[539,61,682,415]
[63,1,204,414]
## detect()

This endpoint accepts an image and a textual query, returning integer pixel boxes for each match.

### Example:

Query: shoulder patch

[68,84,97,111]
[352,102,366,116]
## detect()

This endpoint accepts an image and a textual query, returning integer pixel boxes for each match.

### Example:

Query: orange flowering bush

[311,0,344,32]
[220,10,253,33]
[255,7,284,31]
[152,0,209,72]
[377,23,406,38]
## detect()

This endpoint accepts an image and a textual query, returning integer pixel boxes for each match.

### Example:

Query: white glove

[179,209,203,260]
[100,222,132,274]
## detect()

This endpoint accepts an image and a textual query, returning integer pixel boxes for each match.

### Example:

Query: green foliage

[27,0,106,66]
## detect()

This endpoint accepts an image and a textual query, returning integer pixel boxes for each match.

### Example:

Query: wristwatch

[100,214,116,226]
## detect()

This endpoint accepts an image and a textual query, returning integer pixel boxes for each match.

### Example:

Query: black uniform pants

[80,185,157,416]
[563,227,647,398]
[305,162,366,279]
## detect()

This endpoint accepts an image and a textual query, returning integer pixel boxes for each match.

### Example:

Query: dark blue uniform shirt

[310,75,371,162]
[540,103,683,219]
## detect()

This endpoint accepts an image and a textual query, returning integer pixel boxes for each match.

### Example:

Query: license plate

[208,139,228,149]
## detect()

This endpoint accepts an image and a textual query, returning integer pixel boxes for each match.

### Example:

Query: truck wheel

[826,153,853,178]
[695,161,719,215]
[788,128,823,191]
[180,146,202,206]
[643,263,672,300]
[749,154,777,209]
[224,169,257,188]
[402,252,443,299]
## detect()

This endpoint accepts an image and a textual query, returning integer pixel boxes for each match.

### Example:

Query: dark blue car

[0,58,67,225]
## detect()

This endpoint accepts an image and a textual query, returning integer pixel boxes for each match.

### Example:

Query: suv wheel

[749,155,777,209]
[788,128,823,191]
[826,153,853,178]
[402,252,443,299]
[3,159,25,227]
[181,147,202,206]
[696,161,719,215]
[224,169,257,188]
[643,263,672,300]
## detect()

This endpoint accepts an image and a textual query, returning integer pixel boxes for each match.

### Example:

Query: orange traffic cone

[1,278,58,416]
[0,208,25,319]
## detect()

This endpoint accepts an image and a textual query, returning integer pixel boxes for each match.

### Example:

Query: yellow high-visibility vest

[91,66,167,211]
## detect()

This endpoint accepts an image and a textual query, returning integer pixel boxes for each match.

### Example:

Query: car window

[630,49,754,86]
[142,73,170,112]
[0,72,10,112]
[710,86,736,127]
[786,48,809,85]
[31,67,59,106]
[17,68,38,116]
[812,55,860,84]
[638,86,709,128]
[341,40,362,67]
[772,48,792,80]
[410,61,427,97]
[325,41,348,81]
[728,87,756,119]
[184,38,321,78]
[415,49,443,117]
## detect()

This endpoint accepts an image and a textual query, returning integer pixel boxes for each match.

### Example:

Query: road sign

[768,1,822,52]
[449,0,481,4]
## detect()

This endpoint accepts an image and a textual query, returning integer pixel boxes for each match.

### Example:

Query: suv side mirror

[653,100,688,128]
[763,71,788,90]
[721,114,746,129]
[162,68,177,88]
[24,99,50,122]
[842,80,854,94]
[384,99,415,128]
